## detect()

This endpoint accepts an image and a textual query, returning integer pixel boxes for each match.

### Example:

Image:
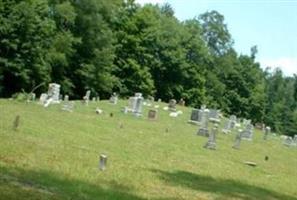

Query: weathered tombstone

[208,109,220,121]
[95,107,103,114]
[222,119,232,134]
[99,154,107,171]
[229,115,237,129]
[222,115,236,134]
[64,95,69,101]
[92,97,96,102]
[47,83,61,103]
[83,90,91,105]
[61,101,74,112]
[283,136,293,147]
[204,124,218,150]
[197,109,209,137]
[148,109,157,120]
[13,115,20,131]
[178,98,185,106]
[96,96,100,101]
[158,98,162,102]
[263,126,271,140]
[39,93,48,105]
[233,129,243,149]
[134,94,143,116]
[168,99,177,111]
[241,124,254,141]
[188,109,200,124]
[109,92,118,104]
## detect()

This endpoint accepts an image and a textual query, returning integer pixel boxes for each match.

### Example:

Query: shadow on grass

[0,165,175,200]
[152,169,297,200]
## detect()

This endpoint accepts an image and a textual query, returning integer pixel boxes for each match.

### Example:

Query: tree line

[1,0,296,136]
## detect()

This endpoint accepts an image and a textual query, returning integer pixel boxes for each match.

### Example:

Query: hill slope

[0,99,296,200]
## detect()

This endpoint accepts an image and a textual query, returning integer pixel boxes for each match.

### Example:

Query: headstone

[92,97,96,102]
[283,136,293,147]
[148,109,157,120]
[61,101,74,112]
[47,83,61,103]
[13,115,20,131]
[158,98,162,102]
[127,93,143,116]
[39,93,48,105]
[188,109,200,124]
[204,124,218,150]
[263,126,271,140]
[232,129,243,149]
[95,107,103,114]
[222,115,237,134]
[83,90,91,105]
[64,95,69,101]
[229,115,237,129]
[208,109,220,121]
[241,124,254,141]
[197,109,209,137]
[178,98,185,106]
[134,93,143,116]
[109,92,118,104]
[99,154,107,171]
[168,99,177,111]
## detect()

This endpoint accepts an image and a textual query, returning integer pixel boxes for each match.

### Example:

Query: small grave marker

[148,109,158,120]
[13,115,20,131]
[99,154,107,171]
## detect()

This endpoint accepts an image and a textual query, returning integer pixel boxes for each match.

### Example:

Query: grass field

[0,99,296,200]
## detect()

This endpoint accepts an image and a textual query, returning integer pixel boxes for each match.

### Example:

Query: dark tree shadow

[0,165,176,200]
[152,169,297,200]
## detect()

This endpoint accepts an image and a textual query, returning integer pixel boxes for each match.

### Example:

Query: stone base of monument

[197,128,209,137]
[204,142,216,150]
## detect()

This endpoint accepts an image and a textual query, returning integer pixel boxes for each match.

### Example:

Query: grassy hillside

[0,99,296,200]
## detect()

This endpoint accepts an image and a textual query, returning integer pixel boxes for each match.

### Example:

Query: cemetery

[0,96,296,200]
[0,1,297,199]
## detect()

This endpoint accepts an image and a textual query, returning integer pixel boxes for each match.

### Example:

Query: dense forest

[0,0,296,136]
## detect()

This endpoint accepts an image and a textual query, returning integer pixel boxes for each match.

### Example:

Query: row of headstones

[283,135,297,147]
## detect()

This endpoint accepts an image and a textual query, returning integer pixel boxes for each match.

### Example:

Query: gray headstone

[148,109,157,120]
[109,92,118,104]
[190,109,199,122]
[61,101,74,112]
[83,90,91,105]
[197,109,209,137]
[99,154,107,171]
[283,136,293,147]
[263,126,271,140]
[241,124,254,141]
[204,124,217,150]
[233,129,243,149]
[168,99,177,111]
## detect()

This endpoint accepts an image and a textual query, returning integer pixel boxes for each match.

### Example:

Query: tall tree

[0,0,55,96]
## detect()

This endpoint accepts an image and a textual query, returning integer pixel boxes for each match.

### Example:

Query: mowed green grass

[0,99,296,200]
